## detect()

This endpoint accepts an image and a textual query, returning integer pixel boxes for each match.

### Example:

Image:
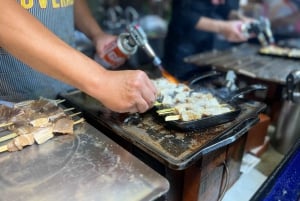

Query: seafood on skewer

[152,78,232,122]
[0,98,84,153]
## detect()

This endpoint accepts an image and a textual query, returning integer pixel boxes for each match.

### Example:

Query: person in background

[163,0,252,81]
[262,0,300,38]
[0,1,157,114]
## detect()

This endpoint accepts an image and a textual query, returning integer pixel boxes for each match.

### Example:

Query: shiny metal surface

[0,122,169,201]
[185,44,300,84]
[59,90,265,170]
[273,101,300,154]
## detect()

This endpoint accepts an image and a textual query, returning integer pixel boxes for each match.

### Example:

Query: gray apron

[0,0,75,102]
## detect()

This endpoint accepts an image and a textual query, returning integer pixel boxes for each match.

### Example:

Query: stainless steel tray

[0,122,169,201]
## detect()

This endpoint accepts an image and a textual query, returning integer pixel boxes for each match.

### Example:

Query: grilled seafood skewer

[0,98,85,153]
[0,117,85,153]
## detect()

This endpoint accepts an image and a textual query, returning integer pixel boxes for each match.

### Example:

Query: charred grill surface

[59,90,265,169]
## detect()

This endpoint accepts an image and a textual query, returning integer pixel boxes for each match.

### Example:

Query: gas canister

[99,33,138,69]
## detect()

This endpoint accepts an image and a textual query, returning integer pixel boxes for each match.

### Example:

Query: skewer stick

[0,122,13,128]
[55,99,66,104]
[0,133,17,143]
[157,108,177,115]
[157,108,176,113]
[0,145,8,153]
[69,112,82,118]
[74,118,85,125]
[158,112,176,116]
[154,101,163,106]
[165,115,181,121]
[63,107,75,112]
[14,100,35,108]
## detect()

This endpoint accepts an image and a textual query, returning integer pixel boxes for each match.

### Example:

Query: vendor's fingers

[128,106,139,114]
[135,97,151,113]
[146,78,158,96]
[141,86,157,108]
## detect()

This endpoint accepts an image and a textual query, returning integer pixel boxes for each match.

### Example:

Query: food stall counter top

[59,90,266,170]
[0,122,169,201]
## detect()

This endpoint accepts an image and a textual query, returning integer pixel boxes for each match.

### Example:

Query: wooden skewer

[157,108,176,113]
[74,118,85,125]
[55,99,66,104]
[69,112,82,118]
[158,111,176,116]
[157,108,177,115]
[165,115,181,121]
[63,107,75,112]
[14,100,35,108]
[0,145,8,153]
[0,133,18,143]
[0,122,13,128]
[154,101,163,106]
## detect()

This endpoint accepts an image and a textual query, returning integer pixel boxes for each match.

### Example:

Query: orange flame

[159,66,179,84]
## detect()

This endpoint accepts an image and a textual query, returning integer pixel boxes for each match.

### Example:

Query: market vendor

[163,0,252,81]
[0,0,157,114]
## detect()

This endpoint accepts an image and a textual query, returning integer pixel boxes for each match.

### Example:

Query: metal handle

[227,84,267,102]
[286,70,300,101]
[188,70,222,87]
[200,117,259,156]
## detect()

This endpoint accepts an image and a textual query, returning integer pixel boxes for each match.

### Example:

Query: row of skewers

[259,45,300,58]
[0,98,84,153]
[152,78,232,122]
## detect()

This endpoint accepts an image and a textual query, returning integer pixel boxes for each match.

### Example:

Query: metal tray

[153,97,240,132]
[0,122,169,201]
[58,89,266,170]
[154,84,266,132]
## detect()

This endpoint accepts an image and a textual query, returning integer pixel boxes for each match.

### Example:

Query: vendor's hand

[99,70,157,114]
[218,20,249,42]
[211,0,225,5]
[93,32,117,58]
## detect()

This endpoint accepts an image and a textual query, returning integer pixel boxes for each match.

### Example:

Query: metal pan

[154,84,267,132]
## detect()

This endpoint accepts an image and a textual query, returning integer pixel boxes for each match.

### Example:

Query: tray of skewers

[151,78,242,131]
[259,45,300,59]
[0,98,84,153]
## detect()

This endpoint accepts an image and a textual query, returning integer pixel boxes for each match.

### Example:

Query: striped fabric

[0,0,76,102]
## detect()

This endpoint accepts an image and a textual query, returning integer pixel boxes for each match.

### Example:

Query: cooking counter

[59,89,266,201]
[59,90,265,170]
[184,43,300,84]
[0,122,169,201]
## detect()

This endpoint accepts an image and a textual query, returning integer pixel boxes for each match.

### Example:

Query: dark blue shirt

[163,0,239,81]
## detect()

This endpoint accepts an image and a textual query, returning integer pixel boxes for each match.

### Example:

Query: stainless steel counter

[59,90,266,170]
[184,44,300,84]
[0,122,169,201]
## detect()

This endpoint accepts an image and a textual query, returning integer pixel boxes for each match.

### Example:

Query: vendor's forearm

[74,0,105,42]
[195,17,226,33]
[0,1,107,101]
